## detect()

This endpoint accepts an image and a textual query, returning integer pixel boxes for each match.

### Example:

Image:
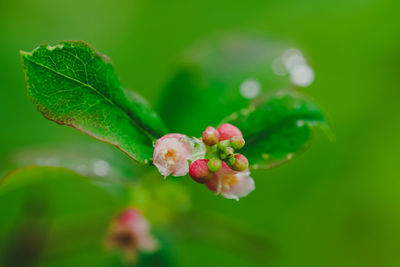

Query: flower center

[222,174,238,191]
[162,149,180,165]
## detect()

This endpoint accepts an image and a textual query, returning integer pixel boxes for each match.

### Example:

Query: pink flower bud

[189,159,214,184]
[217,123,243,141]
[230,153,249,172]
[230,136,245,150]
[206,162,255,201]
[202,126,220,146]
[107,208,158,262]
[153,133,192,177]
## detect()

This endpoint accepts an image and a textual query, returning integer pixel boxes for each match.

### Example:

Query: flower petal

[221,170,255,201]
[153,134,192,177]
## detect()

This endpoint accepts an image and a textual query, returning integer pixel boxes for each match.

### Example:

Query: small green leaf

[222,90,333,169]
[20,41,167,164]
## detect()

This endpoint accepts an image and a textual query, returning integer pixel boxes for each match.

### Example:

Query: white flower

[153,134,192,177]
[206,162,255,201]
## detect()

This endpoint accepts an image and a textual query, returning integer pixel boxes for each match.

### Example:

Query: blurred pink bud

[217,123,243,141]
[230,153,249,172]
[153,133,192,177]
[189,159,214,184]
[230,136,245,150]
[107,208,158,262]
[206,162,255,201]
[202,126,220,146]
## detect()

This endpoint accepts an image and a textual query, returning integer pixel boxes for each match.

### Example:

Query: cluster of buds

[201,124,248,172]
[190,124,254,200]
[153,123,254,200]
[106,208,158,262]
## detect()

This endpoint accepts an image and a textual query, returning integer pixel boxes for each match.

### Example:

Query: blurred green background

[1,0,400,266]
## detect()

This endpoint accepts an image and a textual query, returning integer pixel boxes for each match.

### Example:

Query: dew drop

[290,64,314,87]
[240,79,261,99]
[93,160,110,177]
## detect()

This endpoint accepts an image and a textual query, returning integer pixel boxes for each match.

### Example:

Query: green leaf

[20,41,167,164]
[222,90,333,169]
[158,34,294,135]
[0,141,146,182]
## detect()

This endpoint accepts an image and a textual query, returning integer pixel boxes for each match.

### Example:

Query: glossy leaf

[0,141,147,181]
[222,90,332,169]
[20,41,167,164]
